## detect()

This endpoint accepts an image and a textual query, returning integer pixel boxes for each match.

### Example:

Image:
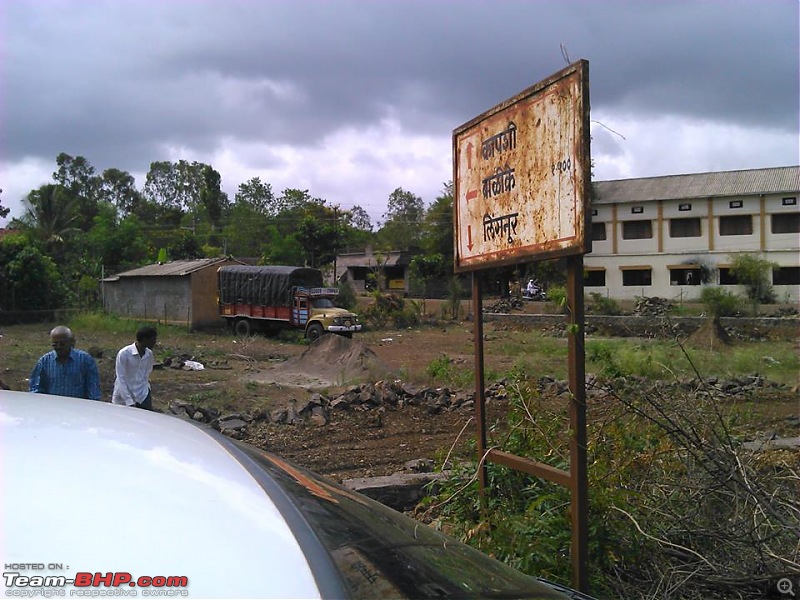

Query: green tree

[409,253,444,297]
[420,182,454,274]
[279,188,323,216]
[166,230,204,260]
[376,187,425,250]
[348,204,373,232]
[338,205,375,252]
[235,177,276,215]
[19,184,81,253]
[99,168,142,215]
[53,153,101,230]
[262,224,303,265]
[296,213,338,268]
[729,253,777,313]
[199,165,229,234]
[85,204,149,273]
[2,244,67,310]
[143,160,182,212]
[223,205,270,258]
[267,189,339,266]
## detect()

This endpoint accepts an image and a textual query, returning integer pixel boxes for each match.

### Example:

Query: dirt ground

[0,319,505,484]
[2,308,797,486]
[239,326,493,482]
[207,323,498,483]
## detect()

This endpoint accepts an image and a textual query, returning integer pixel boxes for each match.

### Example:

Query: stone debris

[482,297,524,313]
[634,296,673,316]
[166,373,791,441]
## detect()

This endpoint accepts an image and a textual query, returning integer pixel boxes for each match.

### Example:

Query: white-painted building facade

[585,166,800,303]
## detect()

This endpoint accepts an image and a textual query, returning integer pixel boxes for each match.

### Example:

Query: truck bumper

[327,325,362,333]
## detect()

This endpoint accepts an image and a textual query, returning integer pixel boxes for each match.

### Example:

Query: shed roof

[336,250,416,268]
[593,165,800,204]
[104,258,232,280]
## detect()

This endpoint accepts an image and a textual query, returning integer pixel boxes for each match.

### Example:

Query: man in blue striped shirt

[29,326,102,401]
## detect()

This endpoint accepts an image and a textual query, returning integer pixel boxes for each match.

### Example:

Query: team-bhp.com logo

[4,568,189,597]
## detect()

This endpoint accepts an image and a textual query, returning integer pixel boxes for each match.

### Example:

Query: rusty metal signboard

[453,60,590,272]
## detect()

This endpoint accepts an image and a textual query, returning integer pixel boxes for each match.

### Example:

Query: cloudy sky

[2,0,798,227]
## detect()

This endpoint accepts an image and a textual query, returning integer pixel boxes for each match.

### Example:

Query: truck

[217,265,362,340]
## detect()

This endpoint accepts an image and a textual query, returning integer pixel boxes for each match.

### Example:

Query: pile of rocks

[167,379,518,437]
[483,297,524,313]
[167,374,792,439]
[634,296,674,316]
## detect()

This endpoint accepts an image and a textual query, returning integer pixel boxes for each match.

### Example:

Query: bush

[361,292,422,329]
[546,285,567,312]
[420,371,800,599]
[587,292,621,315]
[699,287,741,318]
[730,253,778,311]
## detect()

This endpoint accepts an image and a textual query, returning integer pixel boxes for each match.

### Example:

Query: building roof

[593,165,800,204]
[336,250,416,268]
[104,257,232,280]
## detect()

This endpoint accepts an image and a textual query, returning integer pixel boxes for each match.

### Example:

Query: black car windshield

[224,438,569,599]
[311,298,335,308]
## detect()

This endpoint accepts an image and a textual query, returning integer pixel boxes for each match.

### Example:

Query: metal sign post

[453,60,591,592]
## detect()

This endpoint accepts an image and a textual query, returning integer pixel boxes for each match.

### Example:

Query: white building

[585,166,800,303]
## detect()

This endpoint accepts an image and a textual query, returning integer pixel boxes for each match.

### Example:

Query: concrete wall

[484,312,798,341]
[104,277,193,326]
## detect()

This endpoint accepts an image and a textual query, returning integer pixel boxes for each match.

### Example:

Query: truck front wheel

[234,318,252,337]
[306,323,324,342]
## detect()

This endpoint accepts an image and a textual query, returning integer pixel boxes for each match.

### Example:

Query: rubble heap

[167,374,791,439]
[634,296,673,316]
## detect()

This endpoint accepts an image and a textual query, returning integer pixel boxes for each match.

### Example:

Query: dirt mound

[253,334,394,388]
[686,317,732,350]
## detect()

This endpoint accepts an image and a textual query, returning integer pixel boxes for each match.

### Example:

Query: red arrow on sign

[467,225,473,251]
[466,189,477,203]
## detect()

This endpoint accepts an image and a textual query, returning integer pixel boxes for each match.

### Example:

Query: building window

[591,208,598,216]
[591,222,606,241]
[719,268,738,285]
[678,203,692,211]
[622,220,653,239]
[782,197,797,206]
[773,267,800,286]
[631,206,644,214]
[669,218,702,238]
[669,266,701,286]
[622,268,651,286]
[585,269,606,287]
[729,200,743,209]
[771,213,800,234]
[719,215,753,236]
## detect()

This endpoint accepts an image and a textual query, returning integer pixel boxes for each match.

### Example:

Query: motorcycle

[522,281,547,301]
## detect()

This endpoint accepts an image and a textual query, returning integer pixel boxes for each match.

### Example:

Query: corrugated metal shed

[594,166,800,204]
[104,258,232,281]
[102,257,240,328]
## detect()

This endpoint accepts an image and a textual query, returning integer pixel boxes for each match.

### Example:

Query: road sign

[453,60,590,272]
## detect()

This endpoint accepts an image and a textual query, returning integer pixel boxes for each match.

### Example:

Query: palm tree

[20,184,82,252]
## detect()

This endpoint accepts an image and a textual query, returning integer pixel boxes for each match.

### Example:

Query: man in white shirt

[112,326,158,409]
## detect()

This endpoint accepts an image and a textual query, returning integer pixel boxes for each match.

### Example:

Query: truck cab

[291,287,362,341]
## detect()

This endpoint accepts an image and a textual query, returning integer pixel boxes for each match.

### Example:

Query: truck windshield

[311,298,335,309]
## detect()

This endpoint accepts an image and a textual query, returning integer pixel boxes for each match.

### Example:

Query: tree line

[0,152,461,312]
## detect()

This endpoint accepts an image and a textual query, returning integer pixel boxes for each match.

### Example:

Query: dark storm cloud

[2,0,798,204]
